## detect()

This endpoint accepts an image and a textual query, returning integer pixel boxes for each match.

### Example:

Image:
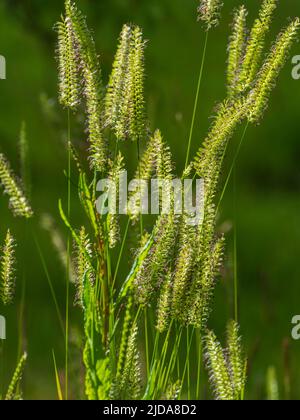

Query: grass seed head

[197,0,223,31]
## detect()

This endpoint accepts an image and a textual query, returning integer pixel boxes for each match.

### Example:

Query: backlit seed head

[247,18,300,123]
[197,0,223,31]
[236,0,278,94]
[0,153,33,219]
[106,24,146,141]
[227,5,248,98]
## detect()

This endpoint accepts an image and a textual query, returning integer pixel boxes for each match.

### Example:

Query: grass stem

[185,31,209,169]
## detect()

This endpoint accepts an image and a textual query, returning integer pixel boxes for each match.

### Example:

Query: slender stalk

[136,136,150,386]
[133,304,142,326]
[154,321,174,397]
[137,139,143,236]
[187,327,191,399]
[65,108,71,400]
[106,221,117,374]
[162,325,183,392]
[34,234,65,336]
[179,327,195,399]
[176,324,181,379]
[149,329,160,374]
[215,122,249,323]
[0,341,4,396]
[196,329,202,399]
[112,217,130,292]
[185,31,209,169]
[17,219,30,362]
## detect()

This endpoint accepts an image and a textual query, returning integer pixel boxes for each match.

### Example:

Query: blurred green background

[0,0,300,400]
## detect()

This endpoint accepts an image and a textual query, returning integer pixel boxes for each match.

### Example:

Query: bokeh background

[0,0,300,400]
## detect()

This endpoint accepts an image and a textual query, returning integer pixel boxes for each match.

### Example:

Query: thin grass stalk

[136,136,150,380]
[51,0,300,401]
[157,321,174,389]
[137,139,144,236]
[52,350,64,400]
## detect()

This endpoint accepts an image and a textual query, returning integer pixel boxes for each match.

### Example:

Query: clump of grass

[49,0,300,400]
